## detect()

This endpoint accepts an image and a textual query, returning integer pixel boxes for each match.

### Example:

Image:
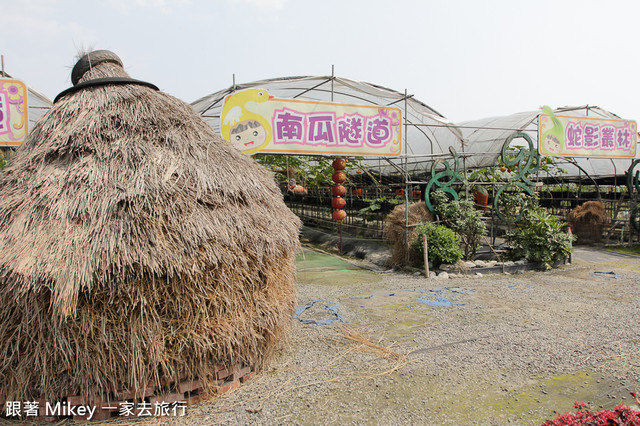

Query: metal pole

[404,89,410,265]
[491,156,496,245]
[331,65,334,102]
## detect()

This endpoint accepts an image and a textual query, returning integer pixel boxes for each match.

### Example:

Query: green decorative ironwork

[494,132,541,223]
[425,147,464,212]
[626,159,640,231]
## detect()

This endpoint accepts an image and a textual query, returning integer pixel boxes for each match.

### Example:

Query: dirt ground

[158,246,640,425]
[44,246,639,426]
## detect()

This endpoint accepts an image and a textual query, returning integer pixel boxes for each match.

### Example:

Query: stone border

[431,259,568,279]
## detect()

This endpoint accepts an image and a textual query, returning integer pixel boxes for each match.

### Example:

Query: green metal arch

[493,132,540,223]
[425,148,464,212]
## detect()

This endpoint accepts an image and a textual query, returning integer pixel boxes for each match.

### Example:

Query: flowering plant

[542,400,640,425]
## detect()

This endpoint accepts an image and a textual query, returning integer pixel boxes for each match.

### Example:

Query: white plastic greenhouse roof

[191,75,464,160]
[193,78,638,181]
[26,85,52,129]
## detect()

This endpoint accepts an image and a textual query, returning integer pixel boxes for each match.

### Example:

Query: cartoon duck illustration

[540,106,565,155]
[221,89,274,154]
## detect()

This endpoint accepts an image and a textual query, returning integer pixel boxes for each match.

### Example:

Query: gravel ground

[101,248,640,425]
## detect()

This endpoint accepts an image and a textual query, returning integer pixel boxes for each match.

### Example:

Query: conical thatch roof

[0,51,301,401]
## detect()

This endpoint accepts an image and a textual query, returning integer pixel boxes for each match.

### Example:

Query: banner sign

[539,110,637,158]
[220,89,402,156]
[0,78,29,147]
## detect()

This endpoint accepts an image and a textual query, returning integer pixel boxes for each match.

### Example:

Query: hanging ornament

[331,171,346,184]
[331,196,346,209]
[332,209,347,222]
[331,158,346,170]
[331,185,346,197]
[331,158,348,222]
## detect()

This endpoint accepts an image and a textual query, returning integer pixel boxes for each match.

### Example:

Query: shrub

[431,191,487,259]
[412,222,464,267]
[542,401,640,425]
[505,204,575,267]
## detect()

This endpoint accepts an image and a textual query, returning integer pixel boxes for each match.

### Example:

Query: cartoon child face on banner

[221,89,273,154]
[229,119,268,153]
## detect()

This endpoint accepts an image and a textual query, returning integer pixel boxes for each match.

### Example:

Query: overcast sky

[4,0,639,123]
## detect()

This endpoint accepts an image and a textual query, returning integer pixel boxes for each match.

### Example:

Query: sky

[3,0,640,123]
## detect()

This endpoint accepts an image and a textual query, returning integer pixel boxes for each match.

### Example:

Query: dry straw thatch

[567,200,607,244]
[383,202,433,266]
[0,51,301,402]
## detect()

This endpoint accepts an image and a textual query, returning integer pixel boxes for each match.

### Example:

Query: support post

[567,226,573,264]
[423,234,430,278]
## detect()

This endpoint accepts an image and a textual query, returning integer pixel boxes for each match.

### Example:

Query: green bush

[431,191,487,259]
[505,205,575,267]
[412,222,464,267]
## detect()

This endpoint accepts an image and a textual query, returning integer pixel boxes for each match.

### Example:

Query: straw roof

[0,51,301,401]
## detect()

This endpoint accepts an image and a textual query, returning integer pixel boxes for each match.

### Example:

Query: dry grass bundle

[383,202,433,266]
[336,325,406,362]
[0,51,301,402]
[567,200,607,244]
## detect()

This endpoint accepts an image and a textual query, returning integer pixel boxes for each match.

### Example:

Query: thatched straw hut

[567,200,607,244]
[383,202,433,266]
[0,51,300,403]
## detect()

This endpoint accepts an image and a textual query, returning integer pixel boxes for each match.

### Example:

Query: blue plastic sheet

[294,300,342,325]
[592,271,619,279]
[417,296,465,307]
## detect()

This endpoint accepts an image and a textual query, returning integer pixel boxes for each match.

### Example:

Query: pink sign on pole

[0,78,29,147]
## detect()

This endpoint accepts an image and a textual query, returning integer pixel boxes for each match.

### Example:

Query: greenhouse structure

[192,75,640,247]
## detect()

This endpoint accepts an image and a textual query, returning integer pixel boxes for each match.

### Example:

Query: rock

[464,261,476,268]
[429,271,438,279]
[486,260,497,267]
[504,261,515,267]
[474,260,487,267]
[514,260,526,266]
[437,272,449,280]
[439,264,453,270]
[475,272,483,278]
[413,271,422,276]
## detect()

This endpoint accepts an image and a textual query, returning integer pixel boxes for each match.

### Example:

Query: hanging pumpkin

[292,184,307,194]
[332,158,346,171]
[332,185,346,197]
[331,197,346,209]
[332,209,347,222]
[332,171,346,184]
